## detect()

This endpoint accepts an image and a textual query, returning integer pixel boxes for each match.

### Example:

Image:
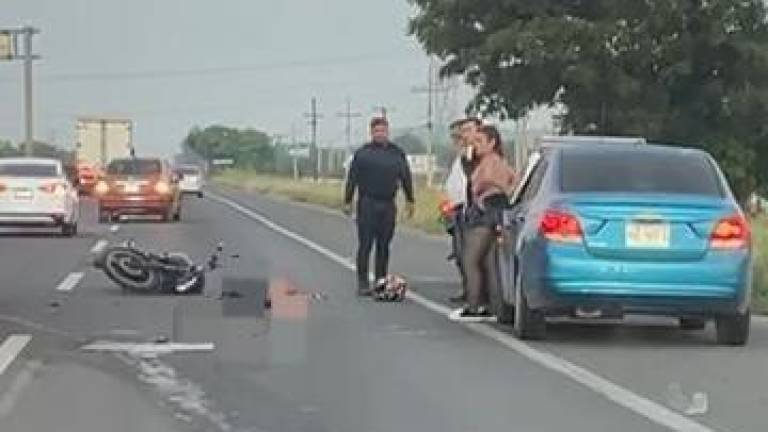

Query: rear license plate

[626,222,670,248]
[124,183,140,193]
[13,189,33,200]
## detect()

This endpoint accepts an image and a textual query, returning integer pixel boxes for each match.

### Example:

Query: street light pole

[23,27,35,156]
[0,26,40,157]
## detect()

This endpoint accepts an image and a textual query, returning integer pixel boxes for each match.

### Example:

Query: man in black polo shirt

[343,117,415,296]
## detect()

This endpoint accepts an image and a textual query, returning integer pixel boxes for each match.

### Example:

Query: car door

[497,151,550,304]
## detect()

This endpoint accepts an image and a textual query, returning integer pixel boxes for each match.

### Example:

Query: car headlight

[94,181,109,195]
[155,181,170,195]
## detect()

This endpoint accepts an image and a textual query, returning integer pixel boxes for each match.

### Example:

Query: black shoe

[357,282,373,297]
[449,292,467,303]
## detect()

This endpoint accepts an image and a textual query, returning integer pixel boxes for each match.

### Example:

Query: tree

[182,125,275,171]
[409,0,768,200]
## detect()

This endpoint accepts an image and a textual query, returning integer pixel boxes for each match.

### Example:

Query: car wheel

[98,209,109,224]
[61,222,76,237]
[197,191,203,198]
[679,317,707,331]
[715,309,750,346]
[173,208,181,222]
[513,271,546,340]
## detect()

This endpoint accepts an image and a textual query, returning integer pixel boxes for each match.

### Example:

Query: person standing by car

[443,117,482,302]
[451,124,517,321]
[344,117,415,296]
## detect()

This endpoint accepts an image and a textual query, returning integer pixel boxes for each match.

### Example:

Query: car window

[107,159,163,176]
[0,163,59,177]
[561,150,723,196]
[180,167,200,175]
[518,159,549,204]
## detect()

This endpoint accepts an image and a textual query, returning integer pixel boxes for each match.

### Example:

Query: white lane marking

[90,239,109,254]
[209,191,717,432]
[81,341,215,354]
[0,335,32,376]
[55,272,85,292]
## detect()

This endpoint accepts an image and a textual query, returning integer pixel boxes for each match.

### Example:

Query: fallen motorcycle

[93,239,229,294]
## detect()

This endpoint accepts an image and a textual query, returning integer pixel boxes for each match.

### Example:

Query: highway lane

[210,187,768,432]
[0,194,668,432]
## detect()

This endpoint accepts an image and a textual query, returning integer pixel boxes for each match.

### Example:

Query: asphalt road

[0,188,765,432]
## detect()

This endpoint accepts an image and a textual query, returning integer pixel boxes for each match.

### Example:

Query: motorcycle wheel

[101,247,162,293]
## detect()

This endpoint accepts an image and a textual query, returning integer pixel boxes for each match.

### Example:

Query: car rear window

[0,163,59,177]
[180,167,200,175]
[108,159,162,175]
[560,150,724,196]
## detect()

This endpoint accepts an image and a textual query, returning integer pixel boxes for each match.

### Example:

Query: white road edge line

[0,335,32,376]
[55,272,85,292]
[208,191,716,432]
[90,239,109,254]
[82,342,215,354]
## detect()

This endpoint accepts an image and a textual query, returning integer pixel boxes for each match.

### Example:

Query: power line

[33,50,411,82]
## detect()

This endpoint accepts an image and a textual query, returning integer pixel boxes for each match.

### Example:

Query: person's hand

[405,202,415,219]
[342,202,353,217]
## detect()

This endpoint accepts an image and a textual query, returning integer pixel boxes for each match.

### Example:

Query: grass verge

[213,169,445,234]
[213,169,768,313]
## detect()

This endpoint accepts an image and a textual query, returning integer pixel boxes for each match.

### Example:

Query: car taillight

[38,182,68,194]
[94,181,109,195]
[540,209,583,243]
[155,181,170,195]
[710,215,750,249]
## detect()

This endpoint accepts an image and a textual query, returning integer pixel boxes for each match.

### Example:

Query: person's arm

[344,153,359,204]
[399,151,415,203]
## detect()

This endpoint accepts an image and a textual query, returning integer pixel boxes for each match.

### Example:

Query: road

[0,188,765,432]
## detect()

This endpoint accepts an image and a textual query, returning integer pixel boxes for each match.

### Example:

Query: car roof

[548,142,710,159]
[0,157,62,166]
[109,157,162,163]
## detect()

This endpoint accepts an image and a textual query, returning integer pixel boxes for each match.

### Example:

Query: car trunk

[564,193,734,261]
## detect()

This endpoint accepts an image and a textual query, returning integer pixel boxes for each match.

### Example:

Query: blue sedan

[492,141,752,345]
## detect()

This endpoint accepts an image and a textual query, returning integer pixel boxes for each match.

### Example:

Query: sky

[0,0,479,158]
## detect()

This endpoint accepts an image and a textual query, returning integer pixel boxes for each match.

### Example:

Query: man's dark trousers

[356,195,396,286]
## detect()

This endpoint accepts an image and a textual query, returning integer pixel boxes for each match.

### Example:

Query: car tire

[679,317,707,331]
[513,271,546,340]
[715,309,750,346]
[197,191,203,199]
[173,208,181,222]
[489,251,515,325]
[61,222,77,237]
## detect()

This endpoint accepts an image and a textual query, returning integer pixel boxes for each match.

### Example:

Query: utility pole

[304,97,323,181]
[337,98,362,158]
[412,57,450,187]
[0,27,40,156]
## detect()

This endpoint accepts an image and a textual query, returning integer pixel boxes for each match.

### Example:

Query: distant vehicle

[0,158,80,236]
[491,141,751,345]
[75,117,133,195]
[176,164,205,198]
[95,157,182,223]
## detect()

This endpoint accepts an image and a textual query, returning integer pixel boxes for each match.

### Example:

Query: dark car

[489,141,751,345]
[94,158,182,223]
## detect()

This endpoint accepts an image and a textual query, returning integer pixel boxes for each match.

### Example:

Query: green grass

[752,217,768,313]
[213,169,445,234]
[214,169,768,313]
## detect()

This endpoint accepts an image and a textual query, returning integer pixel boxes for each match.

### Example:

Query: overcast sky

[1,0,480,157]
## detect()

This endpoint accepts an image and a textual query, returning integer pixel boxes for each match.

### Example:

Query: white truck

[74,117,134,194]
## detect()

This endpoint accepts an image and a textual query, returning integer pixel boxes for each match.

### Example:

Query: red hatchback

[95,158,182,223]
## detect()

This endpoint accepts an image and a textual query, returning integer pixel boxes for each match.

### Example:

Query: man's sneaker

[449,306,496,323]
[357,281,372,297]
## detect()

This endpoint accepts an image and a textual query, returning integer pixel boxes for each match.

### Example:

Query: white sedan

[0,158,80,236]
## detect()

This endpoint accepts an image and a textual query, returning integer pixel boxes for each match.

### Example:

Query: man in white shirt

[443,118,482,302]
